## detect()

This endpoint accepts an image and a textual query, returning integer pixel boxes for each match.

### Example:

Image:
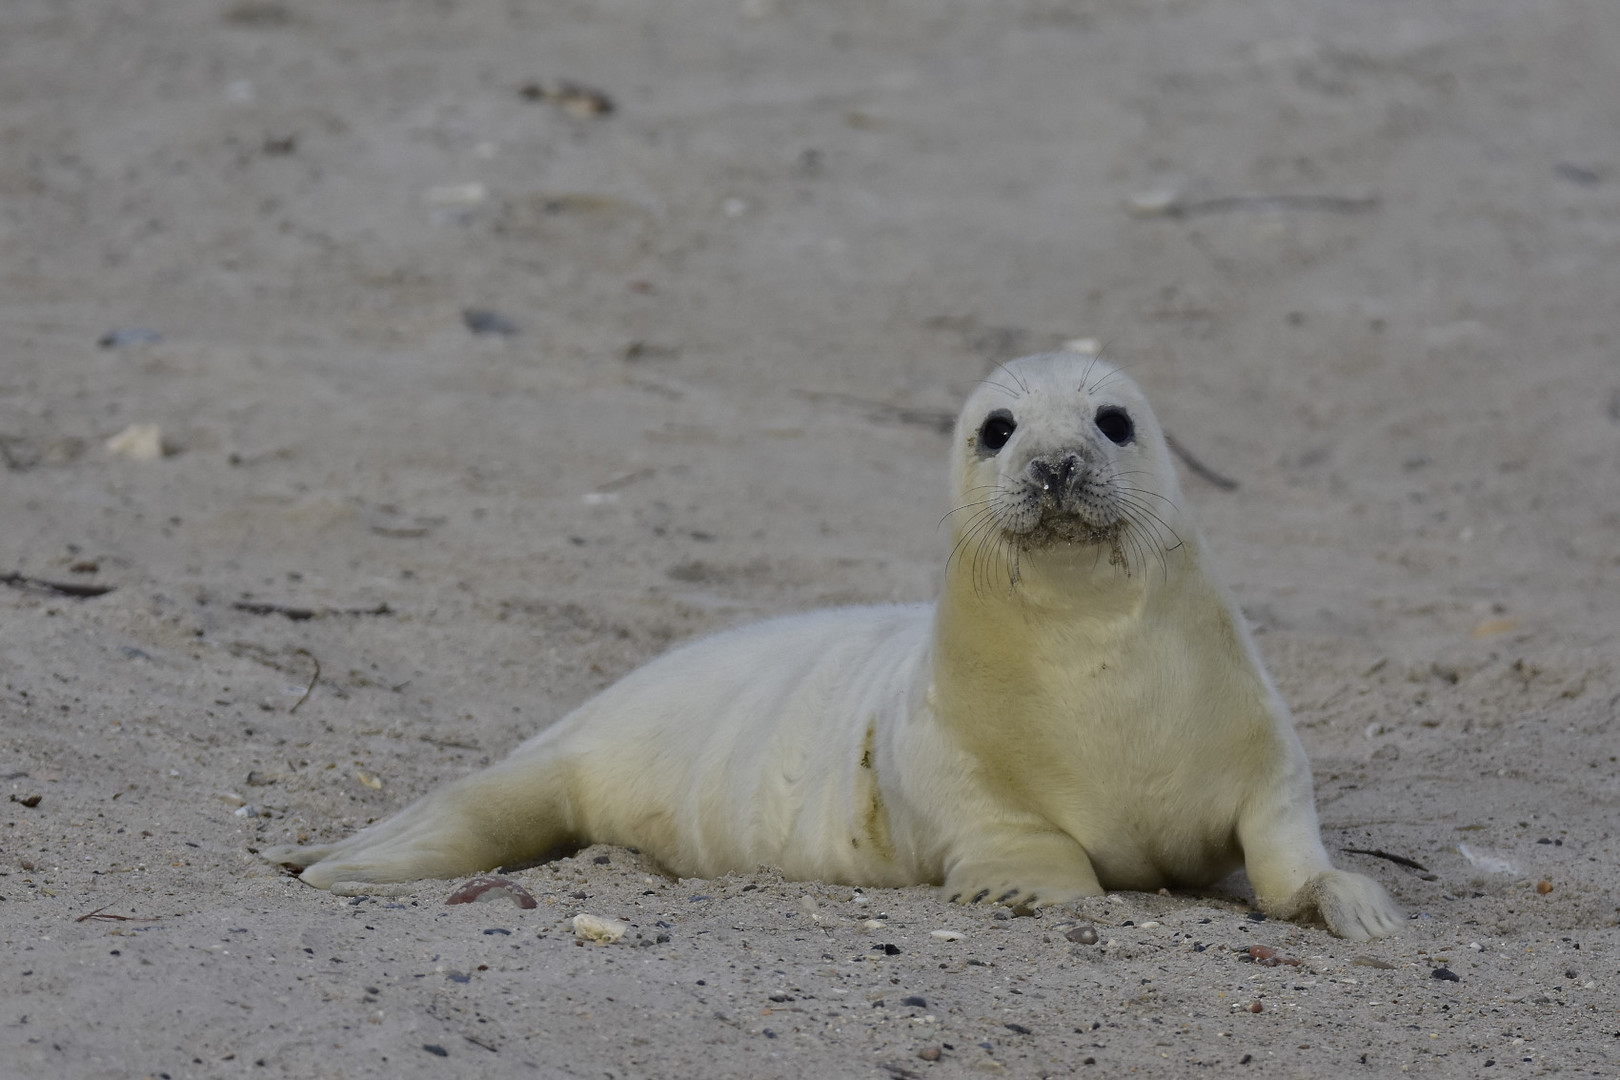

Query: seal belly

[558,604,932,883]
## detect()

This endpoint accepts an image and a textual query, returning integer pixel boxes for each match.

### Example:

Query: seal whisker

[994,361,1030,395]
[1078,341,1122,395]
[1120,512,1168,581]
[945,506,1001,578]
[952,504,1013,598]
[1108,471,1182,506]
[1084,356,1138,396]
[1080,351,1100,393]
[968,508,1013,599]
[1113,491,1183,548]
[1115,508,1178,578]
[973,501,1021,598]
[1122,503,1184,559]
[937,498,994,529]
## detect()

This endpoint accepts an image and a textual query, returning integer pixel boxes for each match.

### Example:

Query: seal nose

[1027,453,1084,493]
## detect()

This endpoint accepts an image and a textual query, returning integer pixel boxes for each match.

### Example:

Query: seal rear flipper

[263,757,577,889]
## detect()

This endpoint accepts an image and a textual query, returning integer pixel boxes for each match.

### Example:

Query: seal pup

[265,352,1402,940]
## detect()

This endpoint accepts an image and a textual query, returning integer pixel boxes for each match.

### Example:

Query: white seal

[265,352,1402,940]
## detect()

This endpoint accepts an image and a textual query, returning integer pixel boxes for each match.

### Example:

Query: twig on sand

[76,906,161,923]
[1164,434,1240,491]
[1130,191,1379,219]
[290,648,320,714]
[1,572,117,598]
[797,391,956,434]
[1342,847,1431,873]
[232,600,391,621]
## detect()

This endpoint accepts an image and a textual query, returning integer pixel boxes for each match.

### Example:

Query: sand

[2,1,1617,1076]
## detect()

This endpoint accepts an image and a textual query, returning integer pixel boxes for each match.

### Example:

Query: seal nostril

[1029,456,1082,492]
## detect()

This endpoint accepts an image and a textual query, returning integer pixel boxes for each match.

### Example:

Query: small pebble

[901,995,927,1008]
[1431,967,1460,982]
[572,913,629,944]
[918,1046,942,1061]
[105,423,167,461]
[1066,925,1099,945]
[1246,944,1300,967]
[1004,1022,1031,1035]
[98,328,163,348]
[424,182,488,207]
[1247,1000,1264,1013]
[10,793,43,809]
[1536,880,1554,895]
[1124,185,1185,217]
[445,876,538,910]
[518,80,615,118]
[1555,162,1604,186]
[462,308,519,336]
[422,1044,449,1056]
[930,930,964,941]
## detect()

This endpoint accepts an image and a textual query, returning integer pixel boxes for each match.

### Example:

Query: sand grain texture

[2,1,1617,1076]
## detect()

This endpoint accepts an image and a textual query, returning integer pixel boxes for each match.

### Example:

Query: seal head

[950,353,1184,585]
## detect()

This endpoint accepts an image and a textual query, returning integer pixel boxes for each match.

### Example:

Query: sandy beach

[2,1,1617,1076]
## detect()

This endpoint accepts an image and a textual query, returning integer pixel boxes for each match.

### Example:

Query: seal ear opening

[977,409,1017,455]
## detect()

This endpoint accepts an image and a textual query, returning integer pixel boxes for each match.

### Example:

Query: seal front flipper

[1262,869,1404,942]
[1238,780,1403,940]
[942,830,1103,908]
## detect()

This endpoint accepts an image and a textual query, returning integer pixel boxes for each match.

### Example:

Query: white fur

[265,353,1402,940]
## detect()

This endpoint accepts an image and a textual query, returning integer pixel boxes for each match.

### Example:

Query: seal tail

[262,755,579,890]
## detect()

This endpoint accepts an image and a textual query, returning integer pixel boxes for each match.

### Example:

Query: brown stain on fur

[855,720,895,860]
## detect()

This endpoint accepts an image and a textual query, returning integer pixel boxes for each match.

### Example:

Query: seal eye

[977,410,1016,454]
[1095,406,1134,446]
